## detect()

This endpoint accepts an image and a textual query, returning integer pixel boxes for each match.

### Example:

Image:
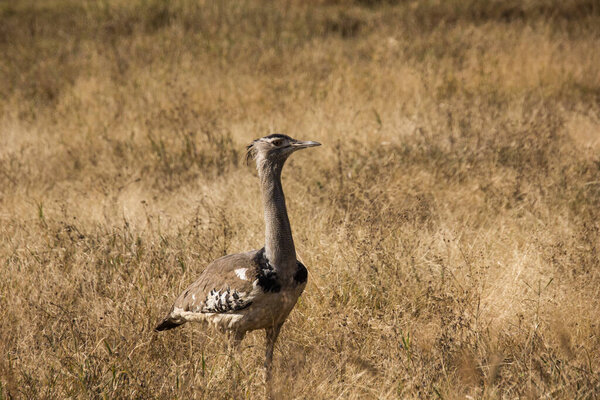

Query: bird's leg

[226,331,244,396]
[264,323,283,399]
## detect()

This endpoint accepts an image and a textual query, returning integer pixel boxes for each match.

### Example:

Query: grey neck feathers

[257,159,297,272]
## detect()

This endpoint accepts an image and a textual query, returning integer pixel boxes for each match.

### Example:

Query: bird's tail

[155,309,184,331]
[155,317,183,331]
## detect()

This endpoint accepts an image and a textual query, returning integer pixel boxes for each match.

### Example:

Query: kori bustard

[155,134,320,396]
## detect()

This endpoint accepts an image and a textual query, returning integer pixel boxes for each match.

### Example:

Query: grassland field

[1,0,600,398]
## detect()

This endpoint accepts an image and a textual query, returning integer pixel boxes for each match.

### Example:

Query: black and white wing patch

[201,288,253,313]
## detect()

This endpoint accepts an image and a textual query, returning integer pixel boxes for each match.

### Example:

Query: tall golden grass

[1,0,600,398]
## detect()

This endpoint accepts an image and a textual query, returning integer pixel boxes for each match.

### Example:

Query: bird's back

[155,249,308,333]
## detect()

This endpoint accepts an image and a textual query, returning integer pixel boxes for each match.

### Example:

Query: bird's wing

[171,250,262,315]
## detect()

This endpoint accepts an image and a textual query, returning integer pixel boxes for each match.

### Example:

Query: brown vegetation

[1,0,600,398]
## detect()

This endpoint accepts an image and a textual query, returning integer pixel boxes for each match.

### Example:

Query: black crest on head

[263,133,292,141]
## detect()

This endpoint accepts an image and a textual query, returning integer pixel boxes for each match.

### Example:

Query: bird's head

[246,134,321,169]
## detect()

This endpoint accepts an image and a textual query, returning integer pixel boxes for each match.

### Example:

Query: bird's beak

[292,140,321,149]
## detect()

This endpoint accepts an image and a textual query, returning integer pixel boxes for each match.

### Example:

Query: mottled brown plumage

[155,249,306,333]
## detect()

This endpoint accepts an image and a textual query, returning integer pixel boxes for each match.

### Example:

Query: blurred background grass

[1,0,599,398]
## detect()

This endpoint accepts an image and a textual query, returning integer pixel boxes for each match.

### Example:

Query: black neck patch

[294,261,308,284]
[254,248,281,293]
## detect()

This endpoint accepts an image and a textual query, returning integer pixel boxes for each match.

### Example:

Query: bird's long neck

[258,161,297,270]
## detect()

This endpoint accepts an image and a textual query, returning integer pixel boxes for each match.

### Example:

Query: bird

[155,133,321,397]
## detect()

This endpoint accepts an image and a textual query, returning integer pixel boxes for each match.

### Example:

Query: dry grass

[1,0,600,398]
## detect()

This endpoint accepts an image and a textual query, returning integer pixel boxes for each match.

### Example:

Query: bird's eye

[272,140,282,147]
